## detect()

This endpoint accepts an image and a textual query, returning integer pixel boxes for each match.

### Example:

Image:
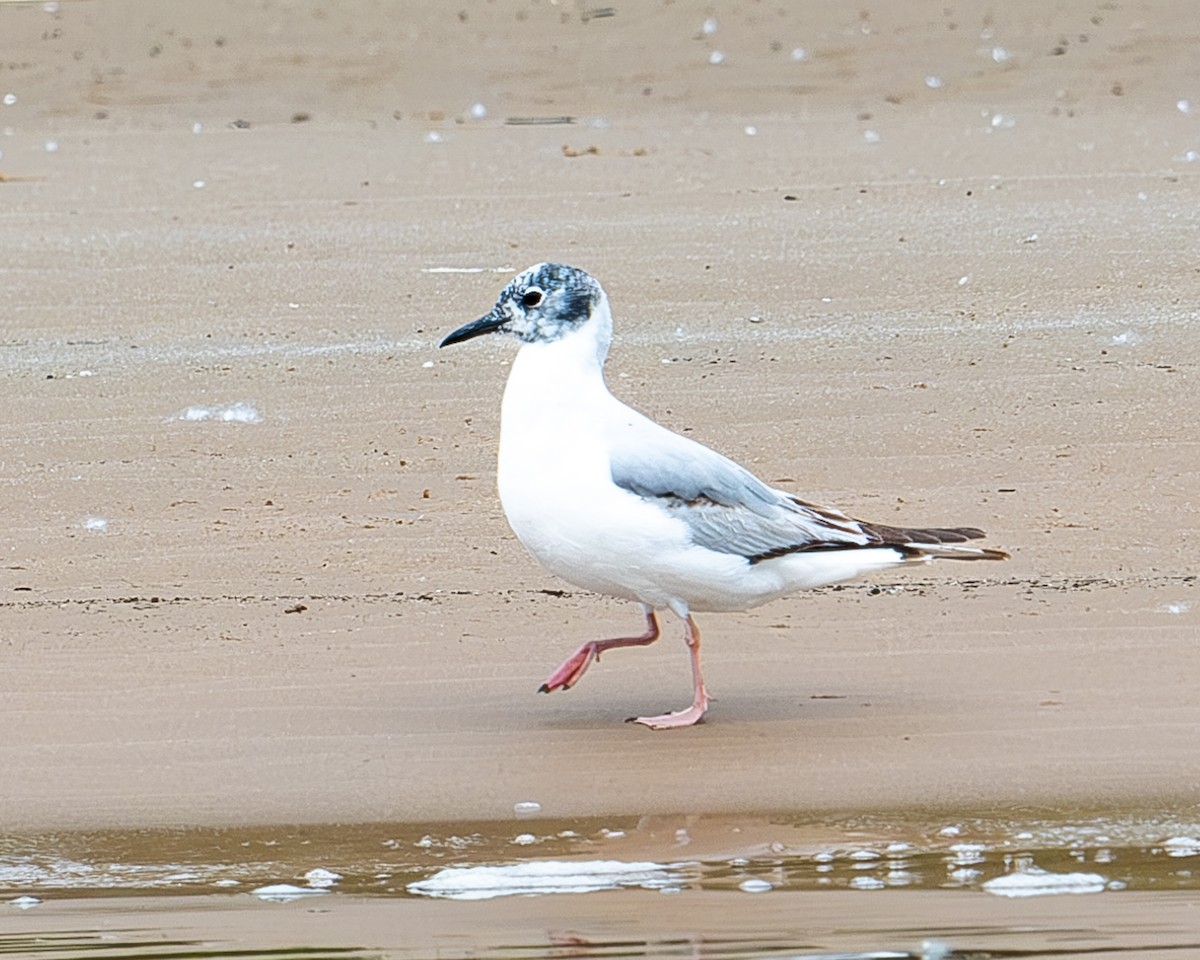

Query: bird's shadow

[532,688,876,732]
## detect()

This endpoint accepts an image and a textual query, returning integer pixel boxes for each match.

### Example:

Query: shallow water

[4,813,1200,959]
[5,812,1200,899]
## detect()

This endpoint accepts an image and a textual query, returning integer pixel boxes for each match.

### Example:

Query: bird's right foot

[538,643,599,693]
[537,611,662,694]
[626,693,711,730]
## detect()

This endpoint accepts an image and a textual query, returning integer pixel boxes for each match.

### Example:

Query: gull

[440,263,1008,729]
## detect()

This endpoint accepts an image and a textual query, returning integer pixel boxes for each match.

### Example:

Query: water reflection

[0,933,366,960]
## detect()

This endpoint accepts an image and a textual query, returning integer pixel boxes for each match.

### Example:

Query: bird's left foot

[626,692,712,730]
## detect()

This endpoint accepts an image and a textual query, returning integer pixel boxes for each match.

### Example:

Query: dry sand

[1,0,1198,834]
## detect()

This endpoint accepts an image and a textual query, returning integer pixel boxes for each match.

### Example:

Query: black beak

[439,310,507,348]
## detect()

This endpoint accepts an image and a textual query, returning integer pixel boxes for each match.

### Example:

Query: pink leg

[539,608,660,693]
[628,615,713,730]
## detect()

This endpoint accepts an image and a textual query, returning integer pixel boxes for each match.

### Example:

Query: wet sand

[6,887,1200,960]
[1,0,1198,836]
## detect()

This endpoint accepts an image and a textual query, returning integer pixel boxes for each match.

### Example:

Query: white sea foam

[1163,836,1200,857]
[982,867,1107,898]
[407,859,684,900]
[251,883,328,901]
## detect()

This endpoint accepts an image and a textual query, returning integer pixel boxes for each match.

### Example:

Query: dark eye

[522,288,544,308]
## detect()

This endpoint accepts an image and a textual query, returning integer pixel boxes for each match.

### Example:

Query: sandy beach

[2,0,1198,840]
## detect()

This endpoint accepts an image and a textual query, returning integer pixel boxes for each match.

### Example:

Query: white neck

[499,295,619,451]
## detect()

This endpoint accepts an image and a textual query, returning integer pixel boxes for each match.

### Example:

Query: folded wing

[608,416,1006,563]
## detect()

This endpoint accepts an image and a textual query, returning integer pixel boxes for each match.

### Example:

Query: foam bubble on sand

[982,867,1107,898]
[421,266,516,274]
[252,883,329,901]
[513,800,542,817]
[1110,329,1143,346]
[8,896,42,909]
[407,859,682,900]
[83,517,108,532]
[177,402,262,423]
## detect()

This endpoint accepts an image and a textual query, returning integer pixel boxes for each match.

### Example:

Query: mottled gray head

[440,262,603,348]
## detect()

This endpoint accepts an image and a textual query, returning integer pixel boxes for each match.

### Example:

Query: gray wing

[607,415,872,562]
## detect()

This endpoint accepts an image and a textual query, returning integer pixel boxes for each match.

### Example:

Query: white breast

[496,330,681,604]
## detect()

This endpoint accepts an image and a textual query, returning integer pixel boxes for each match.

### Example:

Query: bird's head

[440,262,606,348]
